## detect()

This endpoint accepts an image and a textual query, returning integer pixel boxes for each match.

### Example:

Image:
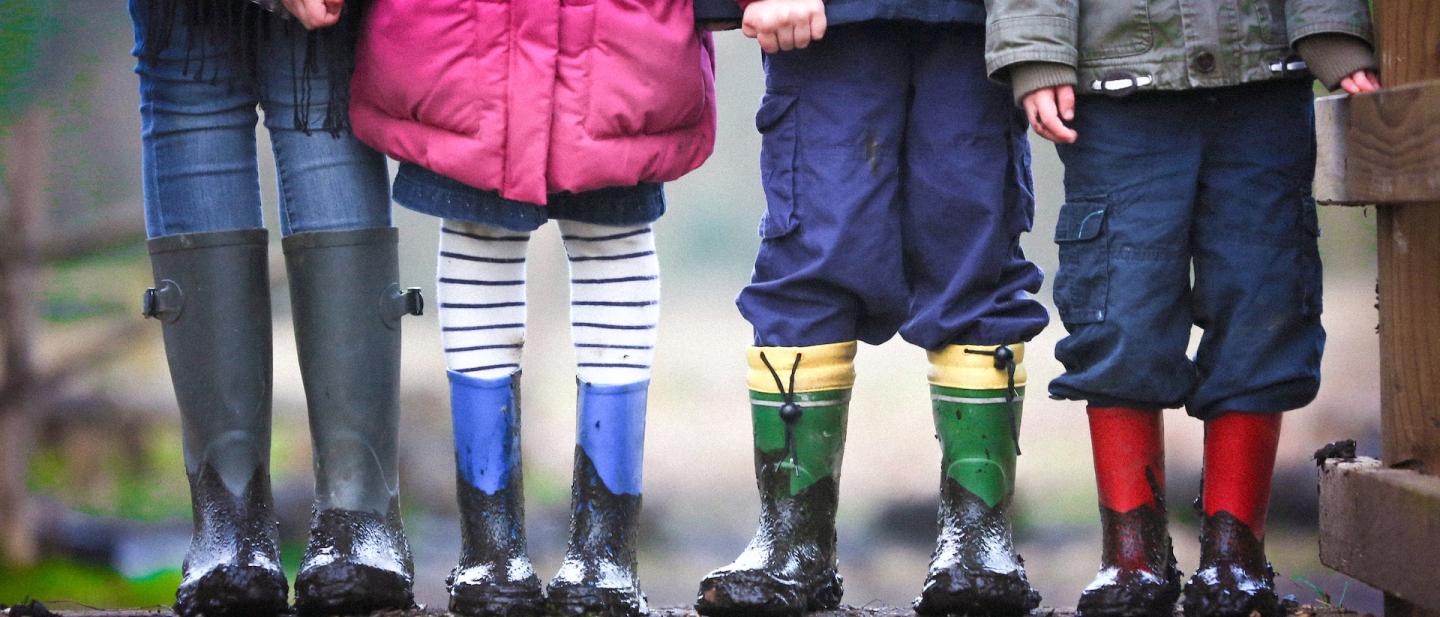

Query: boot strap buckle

[142,280,184,322]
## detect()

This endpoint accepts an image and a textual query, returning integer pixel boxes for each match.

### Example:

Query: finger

[1037,94,1078,144]
[758,31,780,54]
[776,22,796,50]
[741,19,758,38]
[1356,70,1379,92]
[810,7,827,40]
[1340,76,1359,94]
[1024,98,1054,142]
[1365,70,1382,89]
[793,22,812,48]
[1057,85,1075,121]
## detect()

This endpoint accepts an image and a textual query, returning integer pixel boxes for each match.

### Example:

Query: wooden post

[1372,2,1440,616]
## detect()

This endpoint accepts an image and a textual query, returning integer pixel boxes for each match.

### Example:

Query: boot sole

[547,583,647,617]
[450,581,547,617]
[695,568,842,617]
[295,562,416,616]
[175,564,289,617]
[915,570,1042,617]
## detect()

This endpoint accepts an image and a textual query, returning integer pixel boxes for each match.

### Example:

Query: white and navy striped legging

[436,219,659,386]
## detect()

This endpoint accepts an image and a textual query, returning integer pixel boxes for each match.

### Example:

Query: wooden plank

[1374,0,1440,477]
[1319,458,1440,610]
[1315,82,1440,205]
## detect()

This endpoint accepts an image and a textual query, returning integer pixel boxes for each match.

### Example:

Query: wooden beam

[1319,458,1440,610]
[1374,0,1440,476]
[1315,81,1440,205]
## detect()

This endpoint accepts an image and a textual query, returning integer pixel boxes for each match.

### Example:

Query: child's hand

[1022,85,1078,144]
[1340,69,1381,95]
[282,0,344,29]
[742,0,826,53]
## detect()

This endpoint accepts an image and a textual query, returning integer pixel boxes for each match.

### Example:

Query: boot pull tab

[759,351,805,474]
[964,345,1022,455]
[142,280,184,323]
[380,284,424,328]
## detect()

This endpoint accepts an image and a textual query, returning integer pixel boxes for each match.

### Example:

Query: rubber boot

[914,344,1042,617]
[447,370,545,617]
[1077,407,1182,617]
[285,228,422,616]
[144,229,289,617]
[548,380,650,617]
[1183,412,1283,617]
[696,343,855,617]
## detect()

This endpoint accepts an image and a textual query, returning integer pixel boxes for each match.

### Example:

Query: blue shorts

[735,22,1049,351]
[1049,79,1325,419]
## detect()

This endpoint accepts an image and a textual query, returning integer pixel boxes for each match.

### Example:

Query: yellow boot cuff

[927,343,1027,390]
[747,342,858,394]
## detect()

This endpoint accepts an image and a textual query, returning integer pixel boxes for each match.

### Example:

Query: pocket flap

[755,93,798,133]
[1054,197,1108,243]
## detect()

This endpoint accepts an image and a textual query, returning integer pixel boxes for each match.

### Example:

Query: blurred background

[0,1,1386,613]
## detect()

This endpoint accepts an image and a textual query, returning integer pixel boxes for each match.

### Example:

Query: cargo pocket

[1053,196,1110,324]
[1299,195,1323,316]
[756,92,799,239]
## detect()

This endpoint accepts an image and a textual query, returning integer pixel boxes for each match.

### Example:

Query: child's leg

[1182,79,1319,617]
[546,220,657,616]
[439,220,546,616]
[439,222,530,378]
[901,24,1047,616]
[700,22,910,617]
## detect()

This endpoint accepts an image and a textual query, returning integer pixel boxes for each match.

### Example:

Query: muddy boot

[285,228,422,616]
[1077,407,1181,617]
[447,370,545,617]
[145,230,289,617]
[914,344,1041,617]
[1182,412,1283,617]
[696,343,855,617]
[548,380,650,617]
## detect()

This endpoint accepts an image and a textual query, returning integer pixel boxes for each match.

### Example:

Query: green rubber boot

[696,342,855,617]
[914,344,1042,617]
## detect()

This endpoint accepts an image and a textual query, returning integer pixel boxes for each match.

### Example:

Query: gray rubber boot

[284,227,423,616]
[144,229,288,617]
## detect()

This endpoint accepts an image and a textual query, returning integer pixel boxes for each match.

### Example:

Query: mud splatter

[449,460,543,617]
[696,449,843,617]
[294,501,415,616]
[913,478,1040,616]
[175,464,287,617]
[1077,504,1182,617]
[548,447,647,617]
[1312,440,1356,466]
[1182,511,1280,617]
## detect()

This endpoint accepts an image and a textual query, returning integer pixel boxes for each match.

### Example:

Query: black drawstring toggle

[759,351,804,472]
[964,345,1022,455]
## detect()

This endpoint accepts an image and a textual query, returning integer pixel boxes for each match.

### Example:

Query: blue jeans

[1050,79,1325,419]
[131,0,390,239]
[735,22,1048,350]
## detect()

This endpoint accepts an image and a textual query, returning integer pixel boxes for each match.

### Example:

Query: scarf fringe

[136,0,365,136]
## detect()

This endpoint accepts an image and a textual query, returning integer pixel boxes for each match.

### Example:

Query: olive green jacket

[984,0,1374,95]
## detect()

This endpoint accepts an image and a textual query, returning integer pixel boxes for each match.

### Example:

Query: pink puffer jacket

[349,0,717,206]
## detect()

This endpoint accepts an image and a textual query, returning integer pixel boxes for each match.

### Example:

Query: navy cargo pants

[736,22,1050,350]
[1050,80,1325,419]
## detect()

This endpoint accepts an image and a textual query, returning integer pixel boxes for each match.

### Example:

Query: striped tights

[437,219,659,386]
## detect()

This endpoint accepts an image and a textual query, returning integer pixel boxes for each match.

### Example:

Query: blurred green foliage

[0,0,57,126]
[0,560,179,608]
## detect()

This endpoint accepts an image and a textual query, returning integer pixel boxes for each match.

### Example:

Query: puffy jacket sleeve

[1285,0,1374,46]
[983,0,1078,82]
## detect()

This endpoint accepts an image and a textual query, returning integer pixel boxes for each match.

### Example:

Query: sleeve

[983,0,1080,82]
[695,0,745,22]
[1285,0,1374,46]
[1009,61,1079,105]
[1295,33,1378,89]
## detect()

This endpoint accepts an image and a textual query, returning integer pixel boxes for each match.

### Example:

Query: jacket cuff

[1296,34,1378,90]
[696,0,744,21]
[984,15,1078,82]
[1009,62,1078,106]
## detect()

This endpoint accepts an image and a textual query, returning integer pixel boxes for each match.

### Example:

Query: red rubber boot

[1183,412,1283,617]
[1077,407,1182,617]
